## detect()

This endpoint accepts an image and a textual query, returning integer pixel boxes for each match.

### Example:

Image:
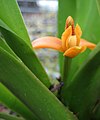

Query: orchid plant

[0,0,100,120]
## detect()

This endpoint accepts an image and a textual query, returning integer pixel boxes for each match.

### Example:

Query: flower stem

[58,56,72,100]
[62,56,72,85]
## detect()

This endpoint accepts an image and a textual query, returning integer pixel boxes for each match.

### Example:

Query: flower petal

[63,46,86,58]
[61,26,72,50]
[75,24,82,45]
[80,39,96,50]
[32,37,64,52]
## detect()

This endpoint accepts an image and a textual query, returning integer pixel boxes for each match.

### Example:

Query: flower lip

[63,46,87,58]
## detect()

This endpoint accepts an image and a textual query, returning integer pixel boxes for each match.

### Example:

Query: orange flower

[32,16,96,58]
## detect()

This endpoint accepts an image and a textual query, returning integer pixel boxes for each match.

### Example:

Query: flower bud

[65,16,75,35]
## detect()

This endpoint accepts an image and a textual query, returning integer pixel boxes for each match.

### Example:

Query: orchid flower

[32,16,96,58]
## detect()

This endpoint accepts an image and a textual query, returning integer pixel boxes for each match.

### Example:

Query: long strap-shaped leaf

[76,0,100,44]
[61,42,100,120]
[0,37,18,58]
[67,0,100,84]
[0,0,31,46]
[0,0,51,87]
[0,46,77,120]
[0,37,38,120]
[0,21,51,88]
[0,83,38,120]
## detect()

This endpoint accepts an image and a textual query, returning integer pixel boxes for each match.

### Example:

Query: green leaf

[0,37,38,119]
[0,0,31,46]
[0,37,18,59]
[0,46,77,120]
[0,22,51,88]
[61,42,100,120]
[0,83,38,120]
[67,0,100,84]
[76,0,100,44]
[0,0,51,87]
[0,35,38,120]
[0,112,24,120]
